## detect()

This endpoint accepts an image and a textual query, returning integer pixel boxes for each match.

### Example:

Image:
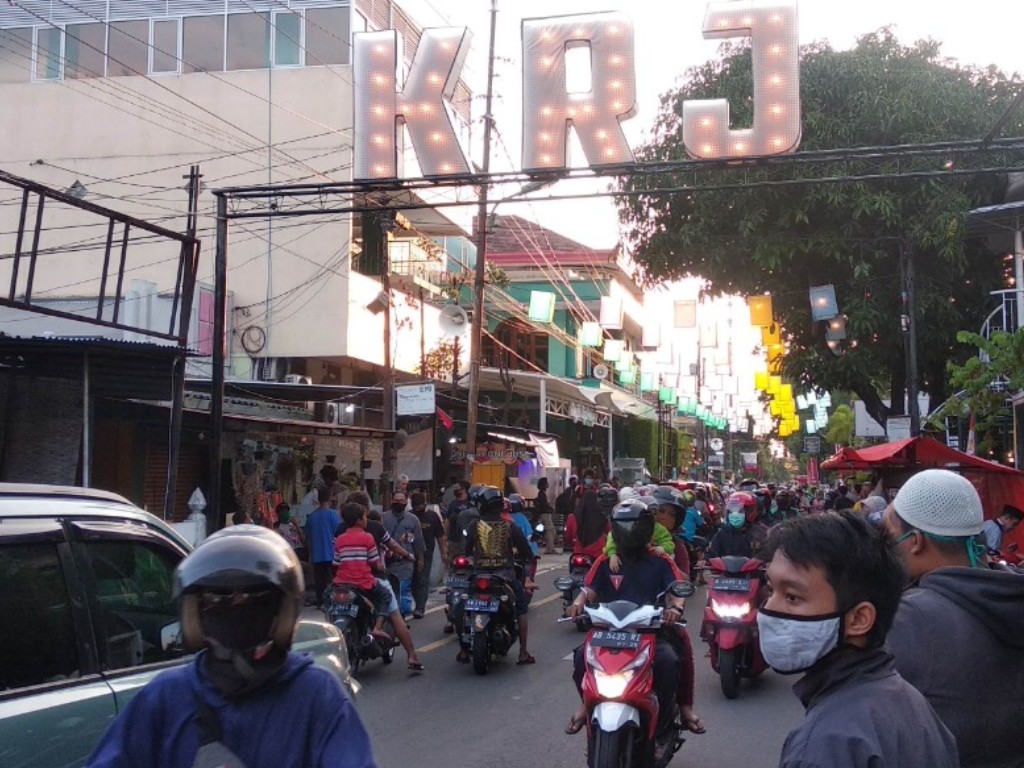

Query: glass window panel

[107,20,148,77]
[274,12,301,66]
[0,28,33,83]
[182,15,225,74]
[305,7,350,66]
[81,538,185,670]
[227,12,270,71]
[66,23,106,79]
[0,542,79,689]
[35,27,62,80]
[152,19,179,73]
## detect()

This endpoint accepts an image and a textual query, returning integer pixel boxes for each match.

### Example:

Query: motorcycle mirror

[553,576,575,591]
[667,581,696,599]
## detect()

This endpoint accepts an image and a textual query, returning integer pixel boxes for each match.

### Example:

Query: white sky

[403,0,1024,249]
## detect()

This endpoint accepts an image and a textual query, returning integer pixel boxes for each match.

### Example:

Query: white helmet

[618,486,639,503]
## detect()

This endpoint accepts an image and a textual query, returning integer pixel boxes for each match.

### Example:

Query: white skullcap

[893,469,983,537]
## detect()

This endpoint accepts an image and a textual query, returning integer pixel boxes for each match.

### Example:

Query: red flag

[435,406,454,430]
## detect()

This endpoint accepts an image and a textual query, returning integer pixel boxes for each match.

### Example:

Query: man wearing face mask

[883,469,1024,768]
[706,492,758,559]
[382,491,425,619]
[759,513,958,768]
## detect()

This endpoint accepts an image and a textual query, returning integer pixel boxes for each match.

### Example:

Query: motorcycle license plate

[590,630,641,649]
[446,576,469,589]
[712,577,751,592]
[330,602,359,617]
[465,598,499,613]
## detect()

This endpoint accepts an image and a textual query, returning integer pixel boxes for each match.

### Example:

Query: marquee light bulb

[610,55,622,65]
[770,74,782,86]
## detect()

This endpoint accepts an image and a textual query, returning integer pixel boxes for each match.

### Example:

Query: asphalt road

[328,556,805,768]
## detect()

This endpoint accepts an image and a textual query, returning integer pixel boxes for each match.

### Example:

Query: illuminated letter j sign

[682,1,801,159]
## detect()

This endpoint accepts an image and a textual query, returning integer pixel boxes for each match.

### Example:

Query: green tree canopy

[618,30,1023,429]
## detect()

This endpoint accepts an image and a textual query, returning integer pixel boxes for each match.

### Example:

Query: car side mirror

[667,581,696,599]
[161,621,183,652]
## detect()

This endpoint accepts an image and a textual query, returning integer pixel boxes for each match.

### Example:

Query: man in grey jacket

[884,469,1024,768]
[382,491,425,619]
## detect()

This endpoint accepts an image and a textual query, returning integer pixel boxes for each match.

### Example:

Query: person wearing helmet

[565,501,696,737]
[87,525,377,768]
[707,492,759,559]
[618,485,639,504]
[602,493,677,573]
[597,484,619,516]
[564,489,611,559]
[507,493,540,580]
[460,486,537,665]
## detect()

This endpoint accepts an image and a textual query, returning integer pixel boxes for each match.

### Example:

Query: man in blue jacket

[87,525,377,768]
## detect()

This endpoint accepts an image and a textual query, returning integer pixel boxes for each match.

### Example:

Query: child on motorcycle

[603,497,676,573]
[332,502,394,644]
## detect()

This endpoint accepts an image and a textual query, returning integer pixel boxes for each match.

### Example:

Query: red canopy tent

[821,436,1024,549]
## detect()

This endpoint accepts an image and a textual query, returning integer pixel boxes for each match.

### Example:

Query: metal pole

[905,244,921,435]
[82,350,90,487]
[209,193,228,534]
[1015,227,1024,330]
[607,414,614,475]
[379,213,395,507]
[420,287,426,376]
[165,165,200,521]
[539,376,547,433]
[464,0,498,482]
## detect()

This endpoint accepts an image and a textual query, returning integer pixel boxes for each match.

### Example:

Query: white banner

[396,383,436,416]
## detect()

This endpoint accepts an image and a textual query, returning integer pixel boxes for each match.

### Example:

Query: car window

[76,537,187,671]
[0,541,80,689]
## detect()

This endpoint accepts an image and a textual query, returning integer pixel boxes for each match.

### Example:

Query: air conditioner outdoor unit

[325,403,340,424]
[284,374,312,385]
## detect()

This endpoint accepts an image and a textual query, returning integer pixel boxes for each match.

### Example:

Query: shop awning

[820,436,1021,475]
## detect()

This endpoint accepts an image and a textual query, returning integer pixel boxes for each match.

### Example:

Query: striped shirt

[332,528,380,590]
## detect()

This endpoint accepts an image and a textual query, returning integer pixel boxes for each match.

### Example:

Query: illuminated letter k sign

[354,28,472,180]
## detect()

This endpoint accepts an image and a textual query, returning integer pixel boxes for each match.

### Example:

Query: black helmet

[175,525,303,657]
[610,501,655,557]
[476,486,505,518]
[467,484,486,506]
[507,493,525,515]
[597,485,619,511]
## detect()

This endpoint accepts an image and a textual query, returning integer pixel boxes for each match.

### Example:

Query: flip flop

[516,653,536,665]
[564,714,586,735]
[412,611,425,619]
[443,623,455,634]
[685,716,707,735]
[407,660,425,671]
[456,650,470,664]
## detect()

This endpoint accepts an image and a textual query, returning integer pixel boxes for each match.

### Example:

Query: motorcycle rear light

[474,576,491,592]
[332,588,353,601]
[453,555,471,569]
[571,555,592,569]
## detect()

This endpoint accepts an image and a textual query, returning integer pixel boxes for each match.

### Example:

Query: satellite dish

[592,363,609,380]
[439,304,469,337]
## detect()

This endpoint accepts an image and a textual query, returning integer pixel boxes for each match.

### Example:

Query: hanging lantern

[641,324,662,350]
[826,315,848,341]
[808,284,839,321]
[640,371,655,392]
[806,419,818,434]
[579,321,602,347]
[618,365,637,386]
[748,294,773,326]
[527,290,556,323]
[659,386,673,403]
[600,296,623,330]
[603,338,623,362]
[754,371,770,391]
[699,323,718,348]
[768,375,782,395]
[674,299,697,328]
[761,322,781,346]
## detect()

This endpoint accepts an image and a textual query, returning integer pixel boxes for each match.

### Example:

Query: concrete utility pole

[464,0,498,482]
[900,242,921,435]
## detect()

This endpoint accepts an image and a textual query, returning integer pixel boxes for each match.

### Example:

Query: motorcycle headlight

[711,599,751,619]
[594,669,633,699]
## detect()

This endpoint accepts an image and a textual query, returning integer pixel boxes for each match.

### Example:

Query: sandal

[407,660,425,671]
[456,649,470,664]
[443,623,455,634]
[412,610,425,619]
[684,715,706,734]
[565,714,586,735]
[516,653,536,665]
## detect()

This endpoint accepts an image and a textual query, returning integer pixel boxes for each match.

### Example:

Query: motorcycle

[683,535,709,584]
[443,554,473,631]
[554,552,595,632]
[323,575,399,674]
[450,562,521,675]
[698,555,768,699]
[570,581,696,768]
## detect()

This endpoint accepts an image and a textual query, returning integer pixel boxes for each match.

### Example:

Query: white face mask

[756,608,843,674]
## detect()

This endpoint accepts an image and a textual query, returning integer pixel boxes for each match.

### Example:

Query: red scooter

[571,581,695,768]
[699,555,768,699]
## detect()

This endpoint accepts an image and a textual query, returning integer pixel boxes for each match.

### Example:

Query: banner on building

[396,383,435,416]
[741,452,758,472]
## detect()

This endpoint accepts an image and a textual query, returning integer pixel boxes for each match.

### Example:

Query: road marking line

[419,591,564,654]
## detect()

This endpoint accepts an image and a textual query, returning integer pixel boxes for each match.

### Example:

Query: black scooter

[554,552,594,632]
[450,561,521,675]
[324,574,399,673]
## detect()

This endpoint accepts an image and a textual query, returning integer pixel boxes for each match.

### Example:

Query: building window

[273,12,302,67]
[305,7,350,66]
[182,15,225,74]
[227,12,270,71]
[65,23,105,79]
[483,319,549,371]
[107,20,148,77]
[34,27,62,80]
[0,28,32,83]
[151,19,180,74]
